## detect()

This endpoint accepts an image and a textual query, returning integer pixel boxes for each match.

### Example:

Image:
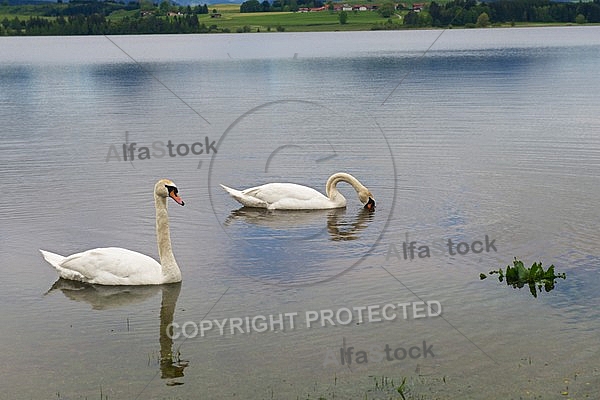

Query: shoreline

[1,1,599,36]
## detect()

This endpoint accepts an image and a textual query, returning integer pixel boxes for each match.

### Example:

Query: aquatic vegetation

[480,258,566,298]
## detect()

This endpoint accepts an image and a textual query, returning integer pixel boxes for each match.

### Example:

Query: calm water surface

[1,27,600,399]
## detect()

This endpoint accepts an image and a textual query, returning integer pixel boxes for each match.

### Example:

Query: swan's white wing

[221,182,345,209]
[243,183,326,202]
[42,248,162,285]
[245,183,343,210]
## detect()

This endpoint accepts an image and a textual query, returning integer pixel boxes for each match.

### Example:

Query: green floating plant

[480,257,566,298]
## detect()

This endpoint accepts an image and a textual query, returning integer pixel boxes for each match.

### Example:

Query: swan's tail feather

[40,250,66,269]
[220,184,268,208]
[220,184,240,197]
[40,250,88,282]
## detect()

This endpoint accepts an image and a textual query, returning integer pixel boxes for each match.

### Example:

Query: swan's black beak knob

[364,197,375,211]
[168,188,185,206]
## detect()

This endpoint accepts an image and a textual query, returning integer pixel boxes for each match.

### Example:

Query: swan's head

[358,189,375,211]
[155,179,185,206]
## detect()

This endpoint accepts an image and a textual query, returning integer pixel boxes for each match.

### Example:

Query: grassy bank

[197,8,397,32]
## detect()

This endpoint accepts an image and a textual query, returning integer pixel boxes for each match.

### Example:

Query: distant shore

[1,1,598,35]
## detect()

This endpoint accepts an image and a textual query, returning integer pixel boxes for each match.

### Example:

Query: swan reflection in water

[46,280,187,385]
[223,206,374,241]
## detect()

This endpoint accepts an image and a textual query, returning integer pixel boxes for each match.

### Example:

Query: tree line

[237,0,600,27]
[3,13,227,35]
[0,0,220,35]
[407,0,600,27]
[240,0,324,13]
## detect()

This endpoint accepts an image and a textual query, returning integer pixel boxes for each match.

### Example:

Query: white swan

[220,172,375,210]
[40,179,185,285]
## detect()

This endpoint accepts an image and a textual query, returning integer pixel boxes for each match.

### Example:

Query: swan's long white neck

[325,173,366,204]
[155,193,181,283]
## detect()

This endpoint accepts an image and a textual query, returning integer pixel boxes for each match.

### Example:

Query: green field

[202,12,397,31]
[198,7,403,32]
[0,4,48,20]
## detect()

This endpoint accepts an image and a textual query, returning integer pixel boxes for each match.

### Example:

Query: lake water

[1,27,600,399]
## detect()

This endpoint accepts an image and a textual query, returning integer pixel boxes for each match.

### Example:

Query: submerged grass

[298,374,445,400]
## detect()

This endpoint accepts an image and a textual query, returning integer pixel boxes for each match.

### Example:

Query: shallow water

[1,27,600,399]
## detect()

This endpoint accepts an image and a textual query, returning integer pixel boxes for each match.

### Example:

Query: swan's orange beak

[169,189,185,206]
[364,197,375,211]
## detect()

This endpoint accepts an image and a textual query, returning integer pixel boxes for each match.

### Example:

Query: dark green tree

[240,0,261,12]
[476,11,490,27]
[403,10,419,25]
[378,1,396,18]
[159,0,171,14]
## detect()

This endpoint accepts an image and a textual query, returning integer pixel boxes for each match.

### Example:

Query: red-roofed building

[412,3,425,12]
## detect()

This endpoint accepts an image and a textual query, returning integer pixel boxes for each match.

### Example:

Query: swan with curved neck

[220,172,375,210]
[40,179,185,285]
